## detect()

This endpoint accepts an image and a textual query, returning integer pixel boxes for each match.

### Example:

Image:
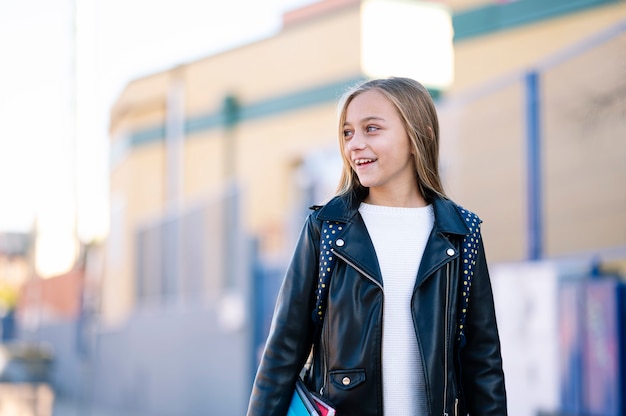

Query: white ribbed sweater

[359,202,434,415]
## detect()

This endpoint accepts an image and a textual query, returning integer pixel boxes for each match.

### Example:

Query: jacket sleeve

[460,232,508,415]
[246,213,320,416]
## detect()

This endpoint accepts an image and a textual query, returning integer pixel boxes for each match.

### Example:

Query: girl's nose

[347,133,366,151]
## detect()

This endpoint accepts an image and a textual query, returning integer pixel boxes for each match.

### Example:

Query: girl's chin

[356,178,377,188]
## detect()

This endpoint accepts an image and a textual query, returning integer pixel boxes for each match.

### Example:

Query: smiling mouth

[354,158,376,166]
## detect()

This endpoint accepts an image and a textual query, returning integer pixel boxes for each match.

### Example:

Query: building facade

[107,0,626,324]
[99,1,626,413]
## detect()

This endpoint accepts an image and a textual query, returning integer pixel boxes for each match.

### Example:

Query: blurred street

[0,383,144,416]
[52,397,142,416]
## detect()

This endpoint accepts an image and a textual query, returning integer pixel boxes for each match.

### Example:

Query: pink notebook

[311,395,336,416]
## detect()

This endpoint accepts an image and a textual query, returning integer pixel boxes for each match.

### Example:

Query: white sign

[360,0,454,90]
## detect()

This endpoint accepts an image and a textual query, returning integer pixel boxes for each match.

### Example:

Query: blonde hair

[336,77,446,200]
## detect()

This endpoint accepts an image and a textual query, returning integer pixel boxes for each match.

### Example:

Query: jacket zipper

[320,338,327,395]
[321,249,382,394]
[331,249,383,290]
[333,249,457,414]
[443,262,451,416]
[328,249,383,396]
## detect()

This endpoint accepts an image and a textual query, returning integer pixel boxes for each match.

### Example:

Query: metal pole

[222,95,239,289]
[525,71,542,261]
[165,74,185,302]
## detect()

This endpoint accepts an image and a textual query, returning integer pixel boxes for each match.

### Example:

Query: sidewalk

[0,383,53,416]
[0,383,144,416]
[52,397,144,416]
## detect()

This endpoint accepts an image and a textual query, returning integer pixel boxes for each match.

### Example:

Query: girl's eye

[365,125,379,133]
[343,129,354,139]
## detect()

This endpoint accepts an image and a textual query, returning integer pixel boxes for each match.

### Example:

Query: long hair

[335,77,446,200]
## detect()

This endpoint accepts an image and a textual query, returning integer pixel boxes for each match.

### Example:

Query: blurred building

[106,0,626,323]
[18,265,84,327]
[0,233,31,288]
[0,232,31,340]
[44,0,625,414]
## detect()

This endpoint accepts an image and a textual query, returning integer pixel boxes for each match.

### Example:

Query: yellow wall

[105,0,626,324]
[439,83,528,261]
[451,2,626,94]
[105,142,167,324]
[186,6,361,111]
[542,32,626,256]
[105,1,363,324]
[440,2,626,261]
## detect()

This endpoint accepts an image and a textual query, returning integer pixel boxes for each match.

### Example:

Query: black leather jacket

[247,192,507,415]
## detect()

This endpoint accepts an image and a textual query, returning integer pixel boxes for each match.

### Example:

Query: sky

[0,0,314,275]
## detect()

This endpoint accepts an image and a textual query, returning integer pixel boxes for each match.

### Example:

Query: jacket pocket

[329,368,366,390]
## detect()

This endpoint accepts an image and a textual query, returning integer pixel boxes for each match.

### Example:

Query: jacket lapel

[414,226,456,288]
[316,193,471,289]
[415,197,471,288]
[317,194,383,286]
[333,213,383,286]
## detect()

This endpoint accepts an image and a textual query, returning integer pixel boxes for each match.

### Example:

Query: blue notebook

[288,392,313,416]
[287,379,319,416]
[288,379,336,416]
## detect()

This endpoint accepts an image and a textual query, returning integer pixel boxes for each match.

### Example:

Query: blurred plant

[0,281,18,313]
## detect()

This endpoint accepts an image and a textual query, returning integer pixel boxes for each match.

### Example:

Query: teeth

[355,158,374,165]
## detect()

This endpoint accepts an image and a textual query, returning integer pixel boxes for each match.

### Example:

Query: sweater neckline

[359,202,433,215]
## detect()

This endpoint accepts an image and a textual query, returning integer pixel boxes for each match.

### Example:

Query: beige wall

[542,31,626,257]
[451,2,626,94]
[183,132,226,199]
[106,142,167,324]
[105,1,363,324]
[440,12,626,262]
[439,83,528,261]
[105,0,626,324]
[183,5,361,118]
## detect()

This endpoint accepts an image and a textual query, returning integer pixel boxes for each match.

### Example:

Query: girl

[247,77,507,415]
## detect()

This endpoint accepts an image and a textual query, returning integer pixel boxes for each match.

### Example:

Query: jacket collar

[316,191,472,237]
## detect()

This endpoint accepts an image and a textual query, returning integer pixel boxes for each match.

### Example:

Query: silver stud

[446,248,455,256]
[335,239,345,247]
[342,377,351,386]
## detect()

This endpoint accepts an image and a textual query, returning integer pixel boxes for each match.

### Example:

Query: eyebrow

[343,116,386,126]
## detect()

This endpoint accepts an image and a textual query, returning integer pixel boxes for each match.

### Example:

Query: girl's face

[342,89,418,202]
